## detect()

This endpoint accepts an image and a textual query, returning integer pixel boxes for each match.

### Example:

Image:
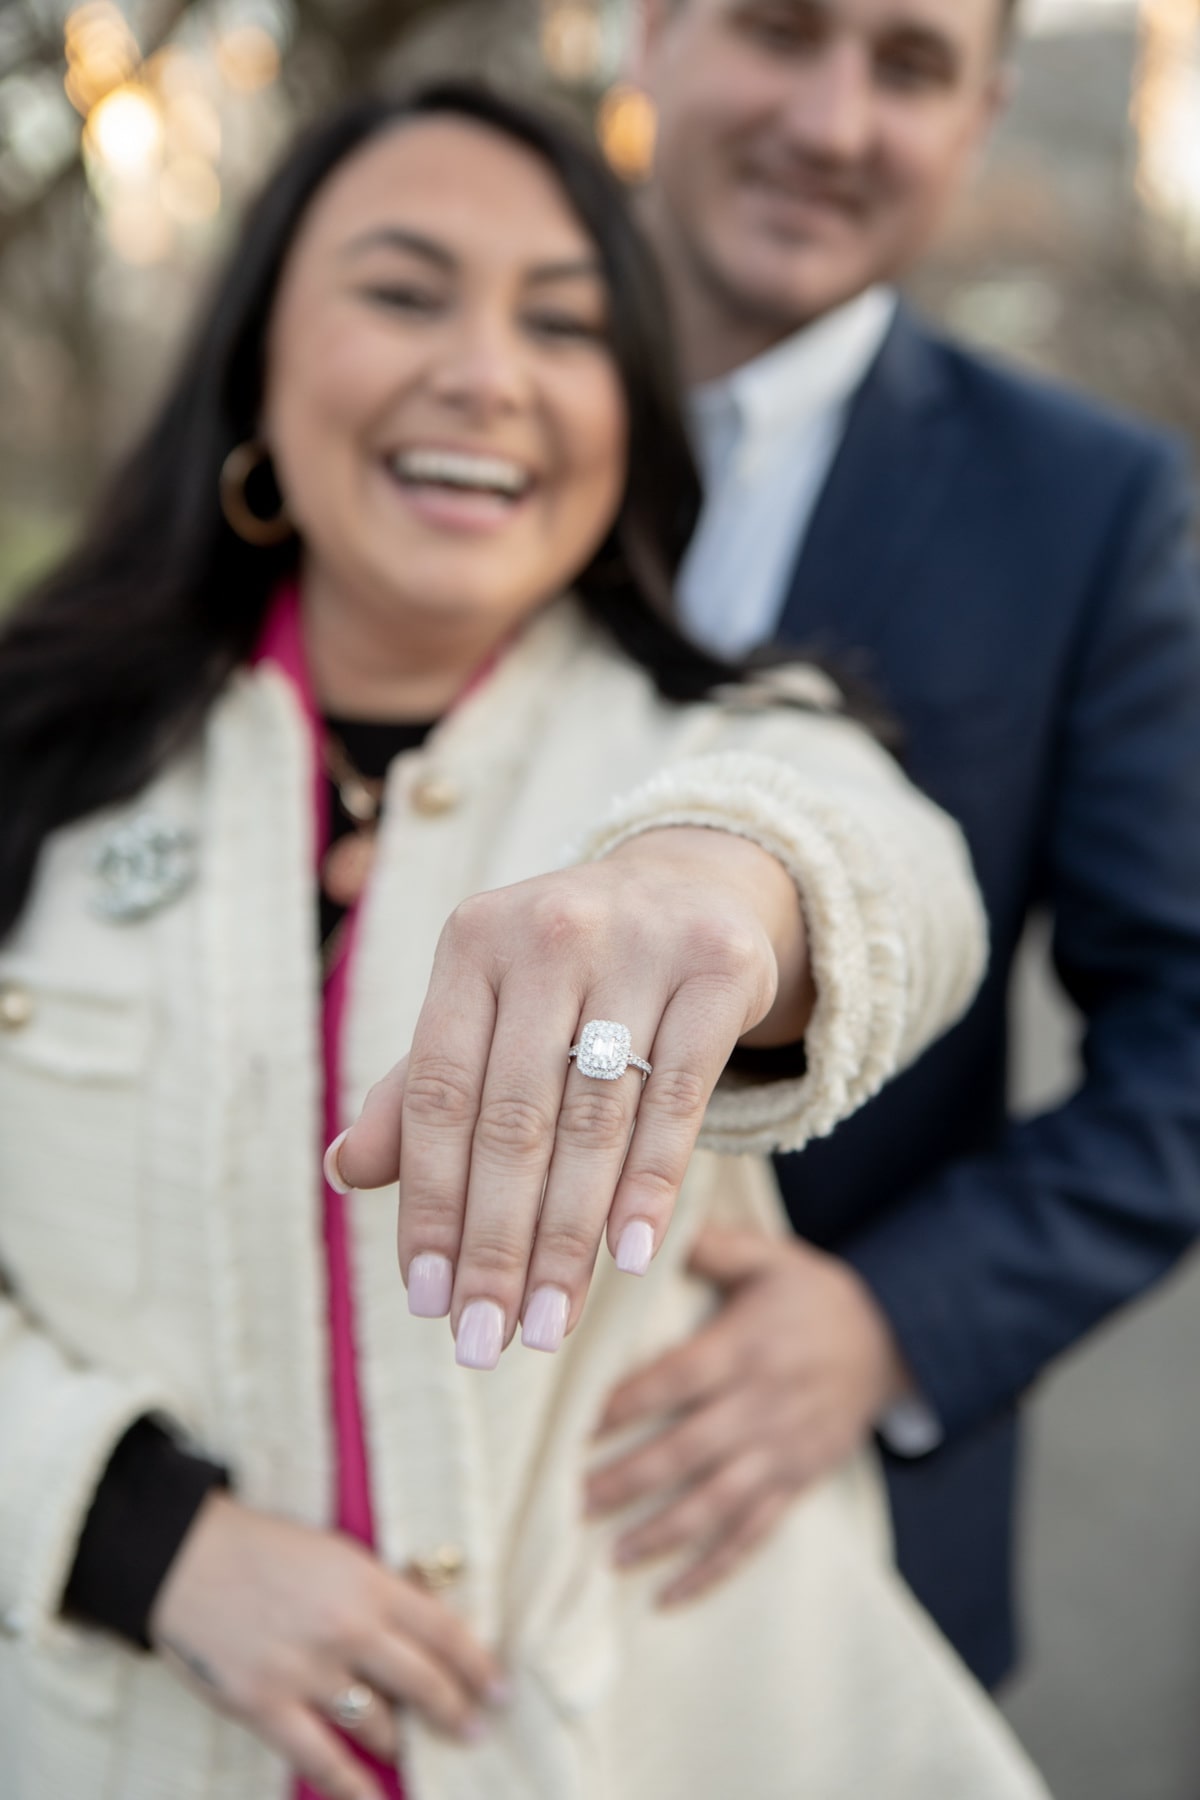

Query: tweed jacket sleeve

[575,700,987,1155]
[0,1288,175,1644]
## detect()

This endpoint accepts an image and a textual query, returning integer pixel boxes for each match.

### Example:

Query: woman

[0,85,1043,1800]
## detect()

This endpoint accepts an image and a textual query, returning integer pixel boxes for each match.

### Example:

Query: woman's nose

[426,313,531,420]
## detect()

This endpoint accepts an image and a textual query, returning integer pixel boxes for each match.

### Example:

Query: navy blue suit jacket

[771,307,1200,1687]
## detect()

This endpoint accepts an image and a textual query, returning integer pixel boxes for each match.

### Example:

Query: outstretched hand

[331,827,813,1370]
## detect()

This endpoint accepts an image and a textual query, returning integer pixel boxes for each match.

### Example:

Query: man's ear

[963,63,1016,180]
[986,61,1018,133]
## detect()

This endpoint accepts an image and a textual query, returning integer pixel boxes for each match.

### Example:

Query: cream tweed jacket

[0,599,1045,1799]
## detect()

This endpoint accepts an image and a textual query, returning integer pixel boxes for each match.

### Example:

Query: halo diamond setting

[569,1019,652,1082]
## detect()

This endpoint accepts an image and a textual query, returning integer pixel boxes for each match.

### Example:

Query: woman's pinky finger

[605,992,744,1275]
[266,1702,387,1800]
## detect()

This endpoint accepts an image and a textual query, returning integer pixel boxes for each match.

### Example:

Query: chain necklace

[320,731,386,910]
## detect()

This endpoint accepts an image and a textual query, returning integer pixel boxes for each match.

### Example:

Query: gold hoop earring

[219,440,293,547]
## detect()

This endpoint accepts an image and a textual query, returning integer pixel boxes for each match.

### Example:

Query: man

[586,0,1200,1687]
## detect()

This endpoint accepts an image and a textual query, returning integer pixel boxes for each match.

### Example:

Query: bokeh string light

[1133,0,1200,258]
[60,0,288,265]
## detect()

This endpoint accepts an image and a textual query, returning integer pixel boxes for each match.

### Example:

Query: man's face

[639,0,1007,333]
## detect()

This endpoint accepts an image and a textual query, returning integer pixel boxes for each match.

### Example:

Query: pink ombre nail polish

[521,1286,569,1353]
[455,1300,506,1370]
[407,1253,454,1318]
[615,1219,654,1275]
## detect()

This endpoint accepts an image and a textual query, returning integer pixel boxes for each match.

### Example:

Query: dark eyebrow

[882,20,959,56]
[526,257,605,286]
[340,227,456,270]
[339,229,603,287]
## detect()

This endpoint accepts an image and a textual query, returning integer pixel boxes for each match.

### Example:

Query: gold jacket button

[0,984,33,1030]
[409,1544,466,1590]
[410,772,462,818]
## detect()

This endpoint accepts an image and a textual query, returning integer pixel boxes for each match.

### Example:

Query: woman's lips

[381,462,533,535]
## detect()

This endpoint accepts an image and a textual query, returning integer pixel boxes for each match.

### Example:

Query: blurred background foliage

[0,0,1197,609]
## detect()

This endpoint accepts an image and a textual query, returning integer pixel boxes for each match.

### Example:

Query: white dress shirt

[678,286,896,657]
[678,286,943,1458]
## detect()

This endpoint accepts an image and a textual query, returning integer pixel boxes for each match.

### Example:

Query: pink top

[255,585,405,1800]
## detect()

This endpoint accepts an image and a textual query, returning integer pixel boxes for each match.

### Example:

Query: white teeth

[390,448,530,496]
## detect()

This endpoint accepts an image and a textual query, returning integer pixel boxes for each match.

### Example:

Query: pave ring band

[329,1682,377,1731]
[568,1019,652,1083]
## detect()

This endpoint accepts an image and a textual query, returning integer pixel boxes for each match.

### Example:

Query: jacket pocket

[0,962,149,1303]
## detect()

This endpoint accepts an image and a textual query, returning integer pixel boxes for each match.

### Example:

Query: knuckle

[536,1211,601,1266]
[623,1160,683,1214]
[527,886,601,954]
[460,1221,528,1281]
[411,1661,470,1728]
[558,1085,633,1149]
[428,1613,488,1689]
[319,1597,366,1653]
[404,1058,479,1131]
[442,890,496,950]
[689,917,765,984]
[713,1462,756,1510]
[473,1094,554,1165]
[644,1065,709,1122]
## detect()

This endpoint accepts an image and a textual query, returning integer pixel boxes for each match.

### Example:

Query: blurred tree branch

[0,0,456,266]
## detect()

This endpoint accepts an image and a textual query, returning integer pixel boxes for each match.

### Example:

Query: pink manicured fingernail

[521,1286,569,1353]
[323,1129,352,1195]
[456,1300,506,1371]
[615,1220,654,1275]
[407,1253,453,1318]
[485,1676,513,1708]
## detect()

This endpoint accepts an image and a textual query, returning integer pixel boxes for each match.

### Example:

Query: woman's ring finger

[329,1682,377,1732]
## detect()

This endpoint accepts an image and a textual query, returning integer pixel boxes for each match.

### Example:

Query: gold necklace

[320,732,385,910]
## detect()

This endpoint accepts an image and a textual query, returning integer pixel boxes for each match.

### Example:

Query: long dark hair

[0,82,739,945]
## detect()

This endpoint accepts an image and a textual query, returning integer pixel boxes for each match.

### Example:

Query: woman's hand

[334,828,814,1370]
[149,1493,508,1800]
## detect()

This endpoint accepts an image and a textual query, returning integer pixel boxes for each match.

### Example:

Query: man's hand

[586,1224,913,1607]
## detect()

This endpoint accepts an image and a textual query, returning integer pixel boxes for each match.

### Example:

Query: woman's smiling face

[261,114,629,645]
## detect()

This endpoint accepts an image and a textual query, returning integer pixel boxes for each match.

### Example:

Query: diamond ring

[329,1682,376,1731]
[568,1019,652,1082]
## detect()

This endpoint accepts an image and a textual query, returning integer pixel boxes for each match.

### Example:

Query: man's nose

[427,313,530,419]
[781,39,875,165]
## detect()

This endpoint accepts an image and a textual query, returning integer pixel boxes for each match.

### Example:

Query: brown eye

[875,40,957,91]
[525,310,606,342]
[359,283,442,315]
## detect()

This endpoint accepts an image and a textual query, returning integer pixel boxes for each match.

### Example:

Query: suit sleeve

[843,440,1200,1439]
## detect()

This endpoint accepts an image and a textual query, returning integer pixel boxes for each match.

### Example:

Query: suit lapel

[776,309,962,666]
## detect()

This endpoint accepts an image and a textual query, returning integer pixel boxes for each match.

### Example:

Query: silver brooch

[91,813,196,922]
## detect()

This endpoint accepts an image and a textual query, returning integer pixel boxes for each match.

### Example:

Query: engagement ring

[568,1019,652,1082]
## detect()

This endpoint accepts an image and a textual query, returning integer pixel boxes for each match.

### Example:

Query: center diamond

[576,1019,632,1080]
